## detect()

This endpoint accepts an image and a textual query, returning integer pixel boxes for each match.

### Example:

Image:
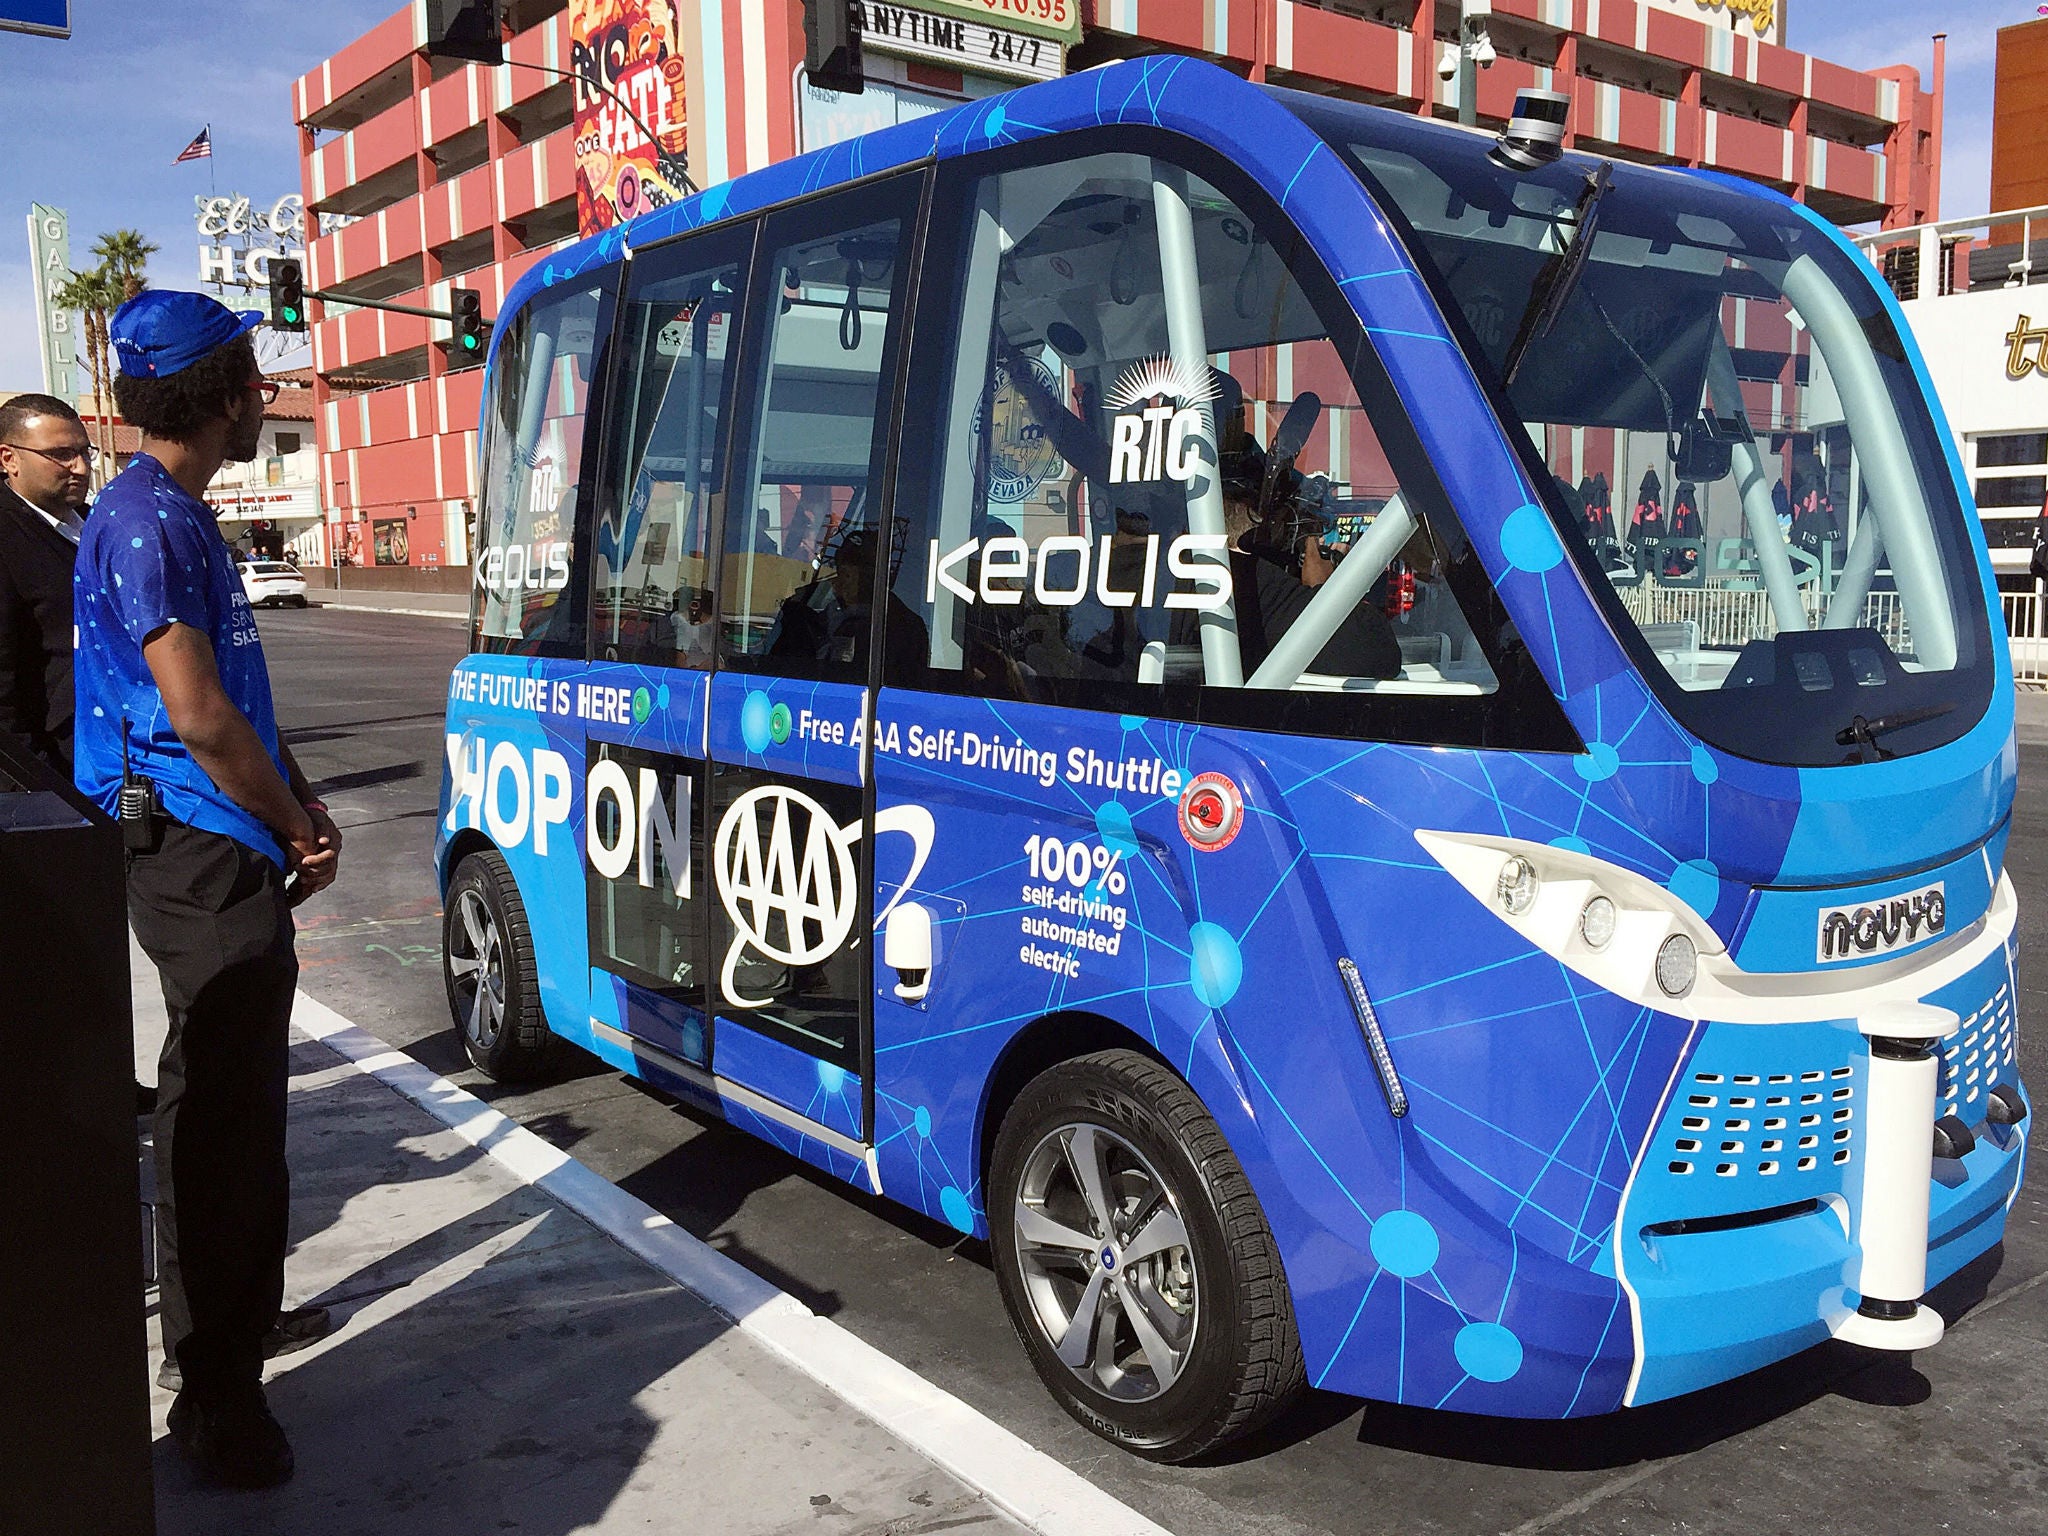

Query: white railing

[1618,583,1912,654]
[1618,580,2048,684]
[1851,203,2048,302]
[2003,590,2048,684]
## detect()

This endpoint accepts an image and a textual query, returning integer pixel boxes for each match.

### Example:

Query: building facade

[1991,14,2048,217]
[294,0,1942,576]
[1858,16,2048,592]
[207,372,322,563]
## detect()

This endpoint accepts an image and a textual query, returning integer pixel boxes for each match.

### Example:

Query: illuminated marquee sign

[854,0,1067,84]
[907,0,1079,43]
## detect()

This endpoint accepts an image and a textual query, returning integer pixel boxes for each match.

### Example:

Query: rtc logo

[1104,354,1220,486]
[713,787,934,1009]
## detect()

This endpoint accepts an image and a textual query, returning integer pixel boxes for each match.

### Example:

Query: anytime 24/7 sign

[855,0,1071,83]
[899,0,1078,44]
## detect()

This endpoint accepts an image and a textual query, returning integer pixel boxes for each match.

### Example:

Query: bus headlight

[1656,933,1697,999]
[1496,856,1540,916]
[1580,895,1616,950]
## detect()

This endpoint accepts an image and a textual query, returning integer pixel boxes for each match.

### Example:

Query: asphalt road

[265,604,2048,1536]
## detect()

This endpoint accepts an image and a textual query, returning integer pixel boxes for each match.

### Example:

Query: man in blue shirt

[76,290,341,1489]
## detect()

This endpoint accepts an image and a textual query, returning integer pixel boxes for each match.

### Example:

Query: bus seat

[1397,632,1451,670]
[1138,641,1205,685]
[1639,620,1701,656]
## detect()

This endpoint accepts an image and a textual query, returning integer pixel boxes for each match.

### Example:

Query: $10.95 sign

[902,0,1080,44]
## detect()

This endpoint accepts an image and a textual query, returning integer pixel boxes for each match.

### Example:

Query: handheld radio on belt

[116,718,164,854]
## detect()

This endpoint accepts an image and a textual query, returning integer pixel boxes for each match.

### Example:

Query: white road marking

[292,992,1174,1536]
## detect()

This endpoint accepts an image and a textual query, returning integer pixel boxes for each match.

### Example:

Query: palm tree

[49,233,157,492]
[49,264,124,490]
[92,228,158,302]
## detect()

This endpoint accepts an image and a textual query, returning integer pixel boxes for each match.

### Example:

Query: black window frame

[882,123,1579,754]
[1280,87,1995,769]
[469,266,624,661]
[713,171,929,687]
[584,221,761,668]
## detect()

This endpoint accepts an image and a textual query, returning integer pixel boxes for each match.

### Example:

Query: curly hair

[112,334,258,444]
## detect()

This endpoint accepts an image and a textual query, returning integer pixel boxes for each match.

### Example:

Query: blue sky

[0,0,2029,392]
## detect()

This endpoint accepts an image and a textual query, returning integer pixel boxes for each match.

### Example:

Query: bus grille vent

[1939,983,2017,1127]
[1665,1065,1854,1178]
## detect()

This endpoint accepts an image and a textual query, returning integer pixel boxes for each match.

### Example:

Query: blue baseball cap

[111,290,264,379]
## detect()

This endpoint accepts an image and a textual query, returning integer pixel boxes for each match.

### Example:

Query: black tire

[291,595,309,608]
[442,850,554,1080]
[988,1049,1305,1461]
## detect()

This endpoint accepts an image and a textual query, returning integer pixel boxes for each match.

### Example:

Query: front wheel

[442,850,554,1080]
[989,1049,1305,1461]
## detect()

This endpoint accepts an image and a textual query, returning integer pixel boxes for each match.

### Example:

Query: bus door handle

[883,901,933,1003]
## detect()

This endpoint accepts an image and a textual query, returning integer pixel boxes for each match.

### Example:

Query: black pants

[129,821,297,1406]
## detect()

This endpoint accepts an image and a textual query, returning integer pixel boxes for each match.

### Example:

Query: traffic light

[803,0,864,95]
[269,259,307,333]
[424,0,503,65]
[451,289,488,357]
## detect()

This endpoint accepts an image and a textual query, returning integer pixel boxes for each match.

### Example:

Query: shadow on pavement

[151,1050,726,1536]
[1193,1247,2006,1473]
[1291,1247,2002,1473]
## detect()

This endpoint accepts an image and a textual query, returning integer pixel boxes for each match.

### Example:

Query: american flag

[174,127,211,164]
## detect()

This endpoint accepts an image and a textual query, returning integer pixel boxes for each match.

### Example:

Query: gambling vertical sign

[571,0,688,236]
[26,204,75,398]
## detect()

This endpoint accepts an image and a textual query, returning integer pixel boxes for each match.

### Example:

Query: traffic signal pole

[300,287,485,329]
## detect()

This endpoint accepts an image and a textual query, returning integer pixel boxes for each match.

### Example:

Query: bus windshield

[1289,95,1994,767]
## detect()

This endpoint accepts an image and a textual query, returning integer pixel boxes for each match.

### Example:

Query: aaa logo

[712,786,935,1008]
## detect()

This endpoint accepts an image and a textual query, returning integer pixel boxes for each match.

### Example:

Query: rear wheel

[442,850,554,1080]
[989,1049,1305,1461]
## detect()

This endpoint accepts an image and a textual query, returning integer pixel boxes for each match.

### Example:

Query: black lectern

[0,730,153,1533]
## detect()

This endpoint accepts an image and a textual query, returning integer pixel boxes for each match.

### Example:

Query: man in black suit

[0,393,93,771]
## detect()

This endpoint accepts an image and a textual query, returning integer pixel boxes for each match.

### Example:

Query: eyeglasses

[247,380,282,406]
[3,441,98,468]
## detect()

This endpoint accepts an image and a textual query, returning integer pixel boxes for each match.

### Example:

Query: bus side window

[719,179,921,684]
[888,149,1499,726]
[592,237,749,667]
[474,279,608,657]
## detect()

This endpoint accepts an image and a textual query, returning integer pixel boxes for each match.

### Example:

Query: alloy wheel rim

[1012,1121,1198,1402]
[448,888,506,1050]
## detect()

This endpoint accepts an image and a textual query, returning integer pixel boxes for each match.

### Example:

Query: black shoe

[266,1304,333,1359]
[166,1390,295,1489]
[158,1306,333,1392]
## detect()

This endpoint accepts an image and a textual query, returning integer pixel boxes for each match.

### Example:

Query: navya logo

[1816,881,1945,963]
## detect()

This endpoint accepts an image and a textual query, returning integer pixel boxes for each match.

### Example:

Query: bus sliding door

[698,176,923,1182]
[581,228,749,1079]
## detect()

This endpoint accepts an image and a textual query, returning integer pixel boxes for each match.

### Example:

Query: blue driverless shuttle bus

[437,58,2026,1459]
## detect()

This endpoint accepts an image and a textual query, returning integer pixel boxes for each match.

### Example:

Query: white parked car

[239,560,309,609]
